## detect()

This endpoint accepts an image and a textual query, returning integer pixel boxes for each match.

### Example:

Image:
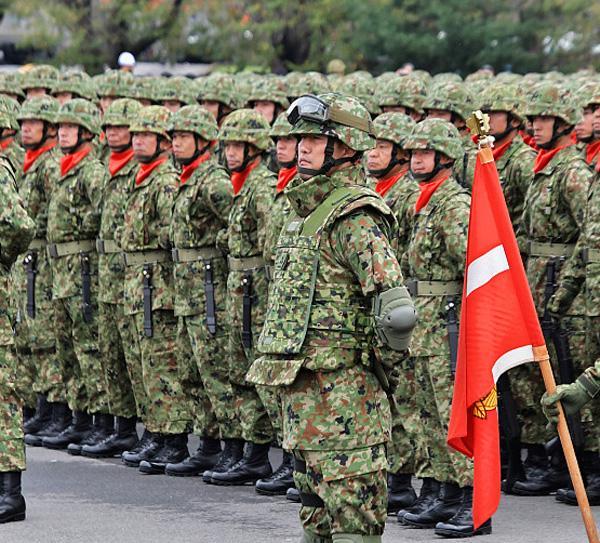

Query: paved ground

[2,441,598,543]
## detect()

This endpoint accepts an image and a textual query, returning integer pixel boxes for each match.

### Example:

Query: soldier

[573,82,600,169]
[51,70,97,105]
[95,69,136,115]
[204,109,277,486]
[41,99,111,452]
[80,99,143,459]
[0,71,25,103]
[246,93,416,543]
[246,77,289,126]
[118,106,190,473]
[157,76,197,113]
[512,83,594,498]
[165,105,243,477]
[398,119,490,538]
[20,65,59,99]
[0,97,25,174]
[377,75,427,122]
[0,151,35,524]
[197,73,240,127]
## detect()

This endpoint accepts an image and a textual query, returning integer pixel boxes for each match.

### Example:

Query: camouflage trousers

[54,296,109,414]
[98,302,137,419]
[132,310,191,434]
[293,445,388,538]
[177,314,241,439]
[0,347,25,472]
[581,315,600,452]
[412,355,473,487]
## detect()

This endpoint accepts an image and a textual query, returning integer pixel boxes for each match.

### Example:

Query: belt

[227,255,266,271]
[28,239,46,251]
[96,239,120,255]
[582,248,600,264]
[406,279,461,297]
[171,247,222,263]
[123,250,170,266]
[47,239,95,259]
[525,241,574,258]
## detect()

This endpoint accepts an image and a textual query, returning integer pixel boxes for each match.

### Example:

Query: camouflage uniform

[376,75,427,121]
[0,98,25,176]
[20,65,59,96]
[0,71,25,102]
[51,70,96,102]
[0,156,35,472]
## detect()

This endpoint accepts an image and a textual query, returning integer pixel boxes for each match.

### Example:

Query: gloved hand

[546,282,579,319]
[541,380,593,427]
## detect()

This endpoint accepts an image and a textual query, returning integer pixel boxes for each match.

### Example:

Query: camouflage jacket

[403,175,470,356]
[517,145,592,315]
[98,153,137,304]
[120,159,178,315]
[1,140,24,185]
[46,149,106,299]
[247,168,406,450]
[454,137,477,190]
[0,157,35,346]
[496,135,535,230]
[170,156,232,317]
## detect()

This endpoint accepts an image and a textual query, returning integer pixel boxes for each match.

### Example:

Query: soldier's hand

[541,381,592,427]
[547,284,578,319]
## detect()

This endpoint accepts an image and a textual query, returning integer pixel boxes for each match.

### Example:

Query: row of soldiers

[0,63,599,541]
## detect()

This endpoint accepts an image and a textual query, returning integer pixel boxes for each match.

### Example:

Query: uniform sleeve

[85,161,109,213]
[254,173,277,260]
[156,176,177,249]
[437,197,470,271]
[204,167,234,231]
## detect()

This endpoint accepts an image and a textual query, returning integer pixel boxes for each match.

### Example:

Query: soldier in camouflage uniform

[156,76,197,113]
[0,71,25,103]
[246,93,416,543]
[398,119,490,538]
[573,82,600,169]
[51,70,97,105]
[205,109,278,486]
[377,75,427,122]
[366,111,420,513]
[119,106,191,474]
[198,73,240,127]
[0,97,25,175]
[80,99,143,459]
[164,105,243,477]
[95,69,136,115]
[42,99,111,453]
[512,83,594,497]
[20,65,59,99]
[0,152,35,524]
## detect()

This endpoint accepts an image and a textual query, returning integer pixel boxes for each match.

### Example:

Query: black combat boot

[434,486,493,537]
[24,402,71,447]
[403,482,463,528]
[388,472,417,513]
[0,472,26,524]
[68,413,114,456]
[286,487,301,503]
[139,433,189,474]
[397,478,440,524]
[209,442,272,485]
[563,453,600,506]
[24,395,52,435]
[82,416,138,458]
[255,450,295,495]
[23,405,36,424]
[512,447,570,496]
[122,430,164,468]
[502,444,548,493]
[203,438,245,483]
[42,411,92,450]
[165,436,221,477]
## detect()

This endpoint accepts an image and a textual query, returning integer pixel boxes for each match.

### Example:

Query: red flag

[447,146,548,529]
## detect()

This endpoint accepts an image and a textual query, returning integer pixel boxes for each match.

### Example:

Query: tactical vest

[257,185,394,364]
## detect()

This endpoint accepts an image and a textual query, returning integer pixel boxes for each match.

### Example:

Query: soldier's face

[100,96,115,115]
[593,105,600,137]
[105,125,131,150]
[173,131,206,161]
[426,109,452,122]
[20,119,46,147]
[201,101,221,121]
[225,141,249,170]
[276,136,297,165]
[410,149,437,175]
[163,100,183,113]
[298,135,328,178]
[58,123,81,149]
[487,111,509,137]
[382,105,408,115]
[53,92,73,106]
[132,132,162,161]
[532,116,557,146]
[26,87,47,99]
[367,140,394,172]
[253,101,277,125]
[575,107,594,142]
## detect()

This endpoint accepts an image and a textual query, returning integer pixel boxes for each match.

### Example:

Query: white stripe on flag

[466,244,509,297]
[492,345,535,382]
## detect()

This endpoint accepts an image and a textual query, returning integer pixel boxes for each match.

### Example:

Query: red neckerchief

[585,140,600,166]
[23,141,56,173]
[180,152,210,185]
[570,131,578,144]
[414,170,452,213]
[520,130,538,151]
[276,165,297,193]
[533,142,573,174]
[492,137,513,162]
[108,148,135,177]
[60,145,92,177]
[135,156,167,186]
[230,159,259,196]
[0,137,14,150]
[596,159,600,173]
[99,132,106,143]
[375,165,409,197]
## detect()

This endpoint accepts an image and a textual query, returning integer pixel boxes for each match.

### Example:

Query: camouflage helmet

[372,112,416,147]
[403,118,464,161]
[422,81,473,121]
[129,105,172,140]
[95,69,135,98]
[56,98,101,135]
[198,73,240,109]
[130,77,163,104]
[288,93,375,152]
[0,72,25,100]
[170,105,219,141]
[432,72,463,84]
[523,82,578,125]
[378,75,428,113]
[269,111,294,139]
[410,70,433,86]
[101,98,142,129]
[17,96,60,124]
[285,72,331,101]
[21,64,59,91]
[0,95,21,131]
[156,76,197,105]
[218,108,272,151]
[52,70,96,101]
[326,59,346,76]
[478,84,526,123]
[0,110,14,131]
[338,75,380,115]
[574,81,600,108]
[246,76,289,109]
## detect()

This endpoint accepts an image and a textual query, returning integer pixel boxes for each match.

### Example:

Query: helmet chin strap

[177,135,210,166]
[297,136,357,177]
[137,135,165,164]
[109,134,133,154]
[537,118,573,150]
[410,151,452,182]
[368,143,408,178]
[60,126,93,154]
[229,142,261,173]
[577,134,594,144]
[491,114,519,144]
[23,121,52,150]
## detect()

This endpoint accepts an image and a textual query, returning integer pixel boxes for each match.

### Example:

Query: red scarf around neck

[519,130,538,151]
[492,138,513,162]
[375,165,409,197]
[135,156,167,185]
[23,141,56,173]
[585,140,600,166]
[108,148,134,177]
[230,159,259,196]
[0,137,14,150]
[533,142,573,174]
[414,170,452,213]
[276,165,297,193]
[60,145,92,177]
[180,152,210,185]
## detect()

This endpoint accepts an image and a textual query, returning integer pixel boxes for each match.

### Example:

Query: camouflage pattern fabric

[0,140,25,182]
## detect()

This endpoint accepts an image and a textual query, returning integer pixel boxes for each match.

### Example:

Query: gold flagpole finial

[467,110,495,163]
